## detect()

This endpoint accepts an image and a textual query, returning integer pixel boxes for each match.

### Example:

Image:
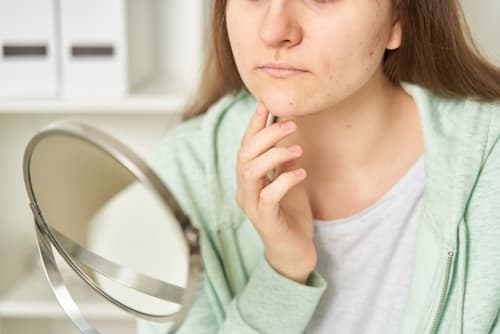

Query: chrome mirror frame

[23,121,203,333]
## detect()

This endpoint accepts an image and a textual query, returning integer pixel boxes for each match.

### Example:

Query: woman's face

[226,0,401,117]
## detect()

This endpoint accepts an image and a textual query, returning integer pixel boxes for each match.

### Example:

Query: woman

[140,0,500,333]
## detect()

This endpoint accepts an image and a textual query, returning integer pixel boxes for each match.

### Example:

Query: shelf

[0,78,191,114]
[0,267,131,320]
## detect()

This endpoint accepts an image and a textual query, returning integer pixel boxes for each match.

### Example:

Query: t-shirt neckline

[313,153,425,227]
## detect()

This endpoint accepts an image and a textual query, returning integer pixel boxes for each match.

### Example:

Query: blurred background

[0,1,210,333]
[0,0,498,333]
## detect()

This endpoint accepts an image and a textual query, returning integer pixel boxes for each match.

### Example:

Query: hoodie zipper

[427,249,455,334]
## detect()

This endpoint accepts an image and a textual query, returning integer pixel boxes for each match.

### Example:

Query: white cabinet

[0,0,58,97]
[0,1,209,333]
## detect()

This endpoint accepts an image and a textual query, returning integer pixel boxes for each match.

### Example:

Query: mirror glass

[27,130,190,318]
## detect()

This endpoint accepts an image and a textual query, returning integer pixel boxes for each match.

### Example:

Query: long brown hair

[182,0,500,121]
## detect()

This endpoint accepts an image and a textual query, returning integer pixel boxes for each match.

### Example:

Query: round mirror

[23,121,202,333]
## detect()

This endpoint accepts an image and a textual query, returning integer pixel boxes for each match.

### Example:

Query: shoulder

[453,97,500,162]
[402,82,500,157]
[147,89,256,166]
[203,89,258,146]
[196,89,259,199]
[146,90,256,228]
[402,81,499,126]
[482,101,500,156]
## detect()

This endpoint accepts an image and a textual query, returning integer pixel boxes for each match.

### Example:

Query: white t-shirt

[306,154,425,334]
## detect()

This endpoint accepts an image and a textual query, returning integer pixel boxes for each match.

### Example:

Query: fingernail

[280,121,295,130]
[288,145,301,154]
[256,103,266,116]
[294,169,305,177]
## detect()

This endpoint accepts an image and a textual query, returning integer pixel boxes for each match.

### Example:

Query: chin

[253,87,304,118]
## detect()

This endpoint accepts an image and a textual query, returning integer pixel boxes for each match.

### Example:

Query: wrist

[281,270,311,285]
[264,252,315,285]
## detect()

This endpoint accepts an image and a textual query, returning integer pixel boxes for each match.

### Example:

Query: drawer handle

[71,45,114,57]
[3,44,48,57]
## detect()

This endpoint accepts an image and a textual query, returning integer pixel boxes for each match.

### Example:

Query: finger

[236,102,269,213]
[259,168,307,219]
[243,145,302,183]
[240,103,269,148]
[241,145,303,208]
[243,120,296,161]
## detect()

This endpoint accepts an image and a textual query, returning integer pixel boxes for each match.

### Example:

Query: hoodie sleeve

[220,256,326,334]
[139,97,326,333]
[142,257,326,334]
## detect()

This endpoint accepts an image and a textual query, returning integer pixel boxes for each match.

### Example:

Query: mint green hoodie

[139,83,500,333]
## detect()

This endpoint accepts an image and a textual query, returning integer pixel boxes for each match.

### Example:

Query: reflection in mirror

[28,133,189,317]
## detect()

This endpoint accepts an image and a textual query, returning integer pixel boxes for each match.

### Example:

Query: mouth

[257,62,309,79]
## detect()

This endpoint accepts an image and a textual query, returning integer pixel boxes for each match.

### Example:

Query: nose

[258,1,303,49]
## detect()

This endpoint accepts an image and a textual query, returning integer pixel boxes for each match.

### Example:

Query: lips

[257,62,308,78]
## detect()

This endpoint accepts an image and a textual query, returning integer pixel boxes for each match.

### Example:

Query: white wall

[460,0,500,64]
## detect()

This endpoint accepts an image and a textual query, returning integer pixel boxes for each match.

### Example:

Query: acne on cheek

[287,100,300,115]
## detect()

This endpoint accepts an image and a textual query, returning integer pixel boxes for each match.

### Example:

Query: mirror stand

[31,187,204,334]
[35,219,100,334]
[23,121,205,333]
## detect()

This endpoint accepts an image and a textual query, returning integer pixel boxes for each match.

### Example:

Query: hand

[235,102,317,284]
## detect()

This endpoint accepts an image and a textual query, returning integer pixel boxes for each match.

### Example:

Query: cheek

[297,27,386,111]
[226,8,252,71]
[319,22,387,87]
[226,21,243,64]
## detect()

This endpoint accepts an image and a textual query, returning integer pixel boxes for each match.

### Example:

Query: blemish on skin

[346,124,352,129]
[289,101,295,107]
[369,50,374,57]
